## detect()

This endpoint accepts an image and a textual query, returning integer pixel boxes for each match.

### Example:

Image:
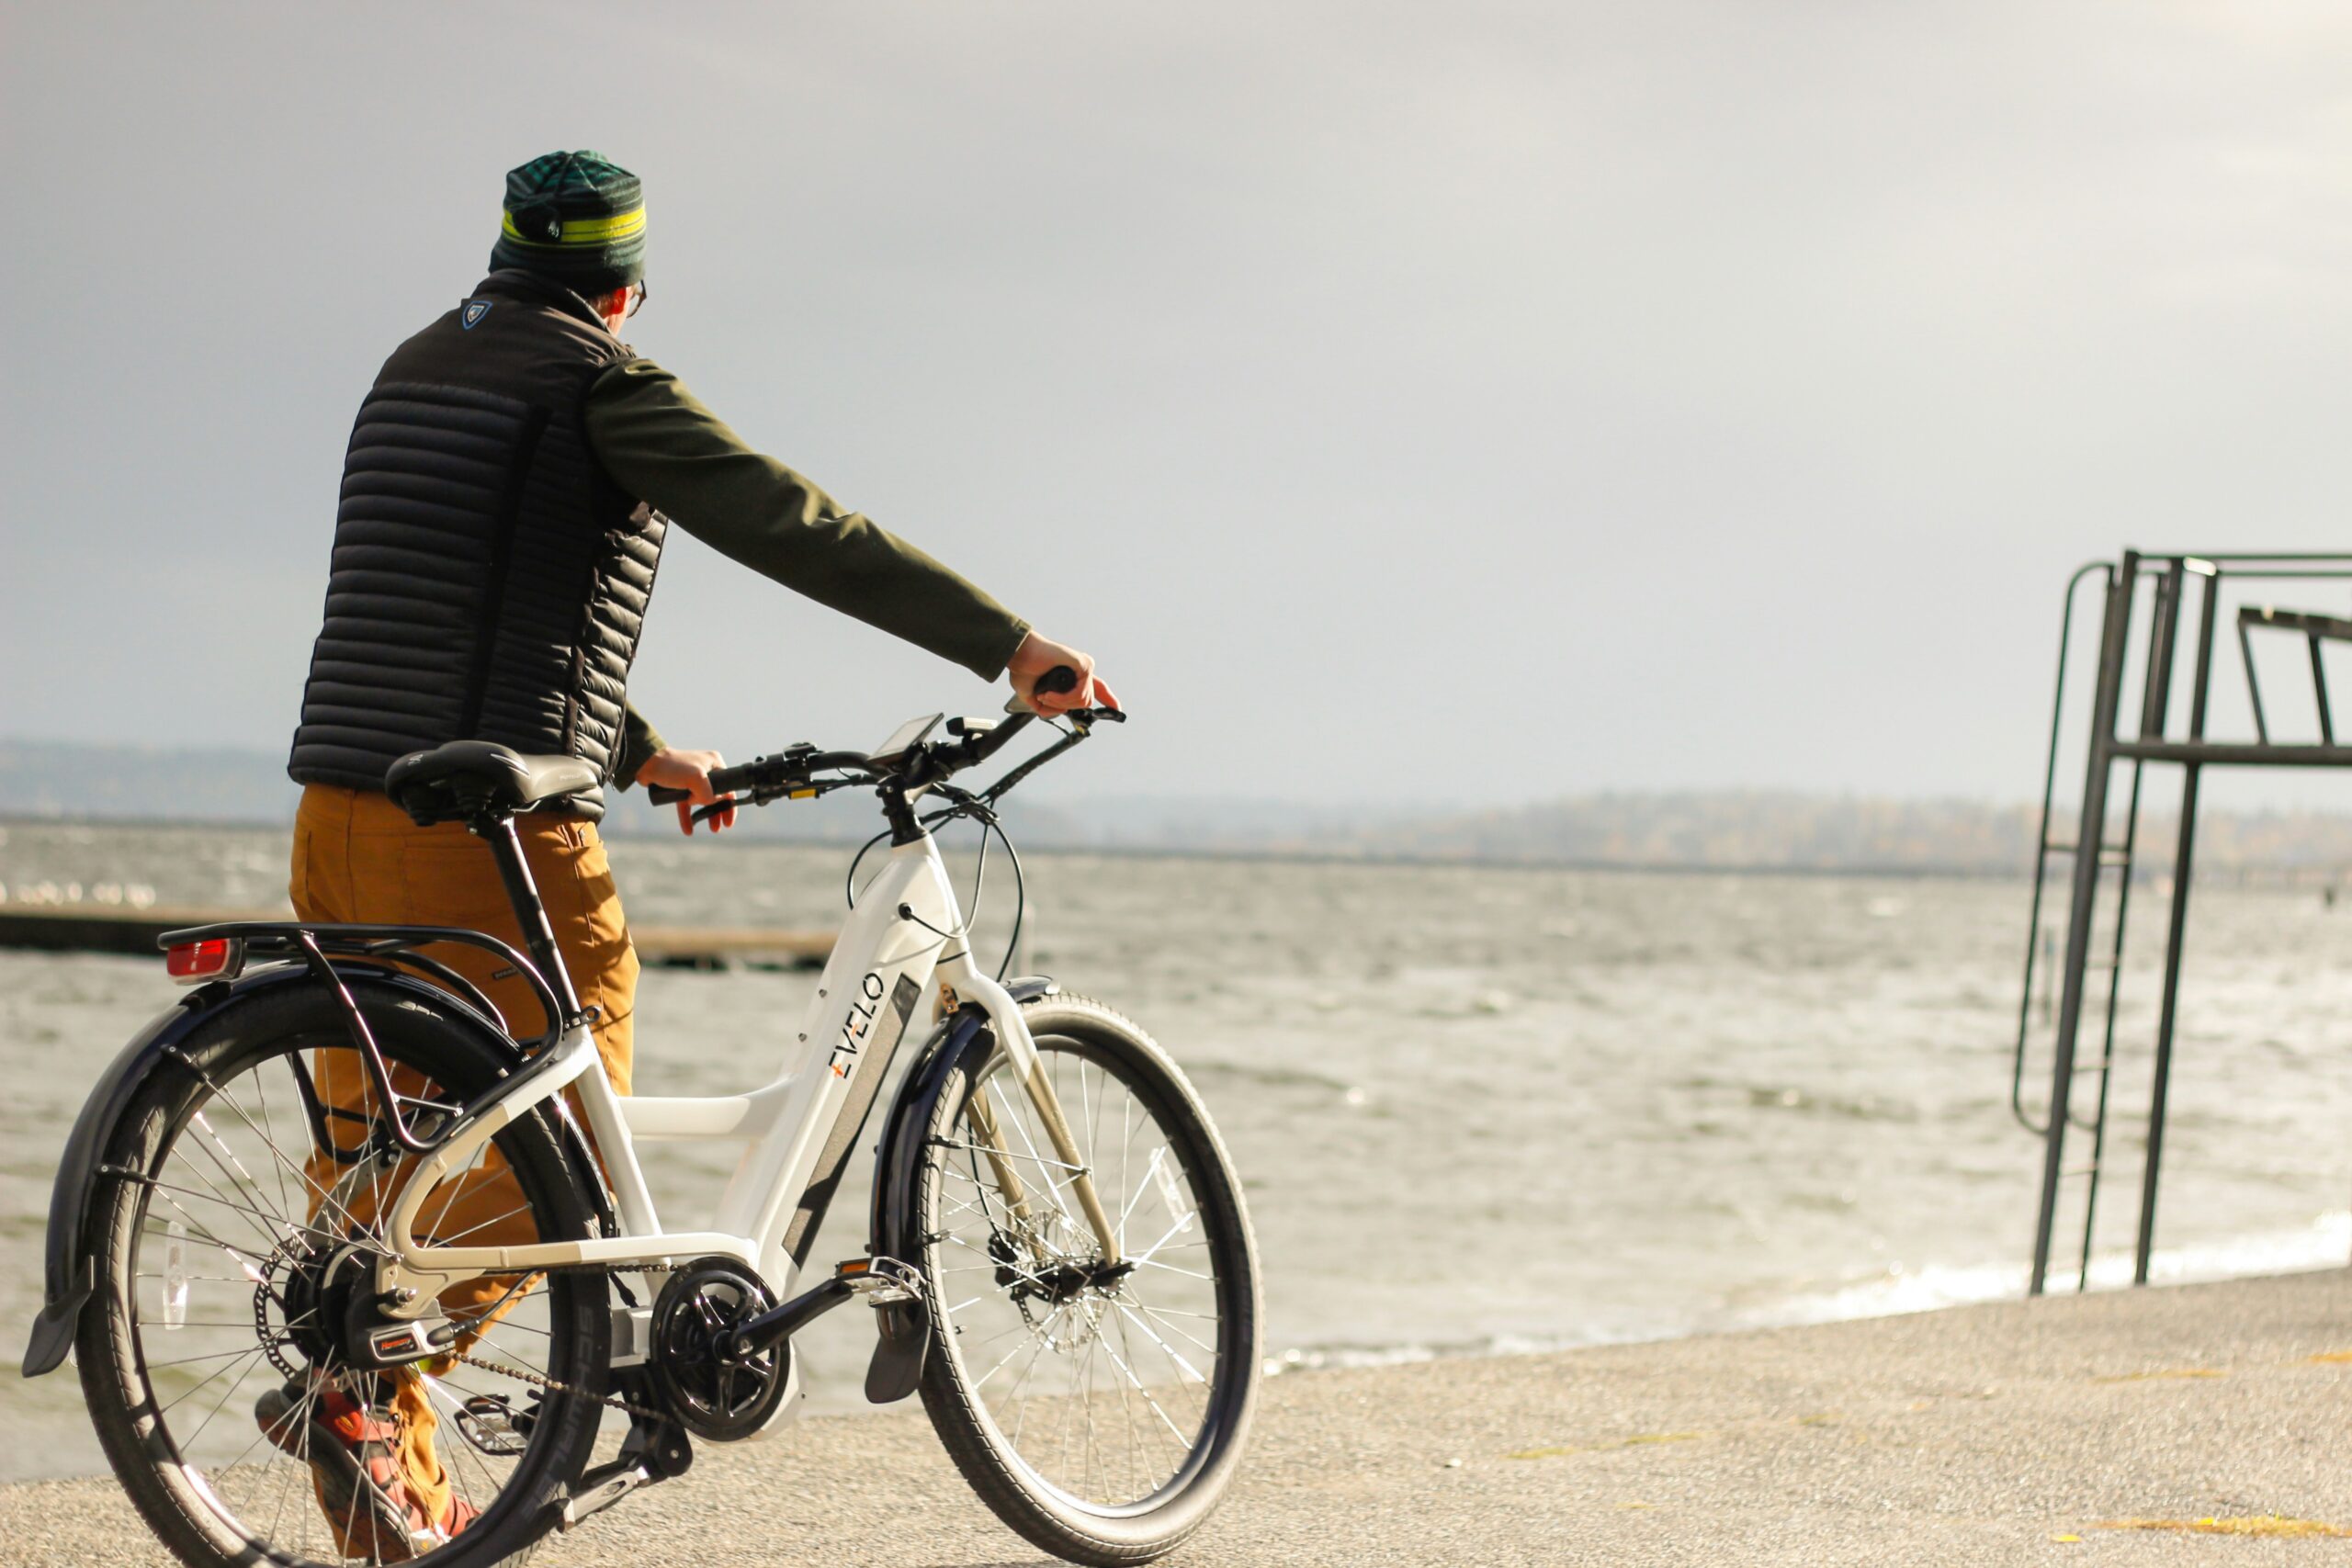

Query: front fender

[860,976,1053,1403]
[20,962,561,1379]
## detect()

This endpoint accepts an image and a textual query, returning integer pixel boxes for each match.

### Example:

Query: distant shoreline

[16,737,2352,884]
[0,809,2256,886]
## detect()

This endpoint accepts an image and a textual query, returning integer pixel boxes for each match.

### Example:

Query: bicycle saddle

[386,740,599,825]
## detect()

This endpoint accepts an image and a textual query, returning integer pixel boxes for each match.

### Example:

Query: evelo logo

[830,971,924,1078]
[831,973,888,1077]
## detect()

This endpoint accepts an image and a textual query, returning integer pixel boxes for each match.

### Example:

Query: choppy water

[2,819,2346,1481]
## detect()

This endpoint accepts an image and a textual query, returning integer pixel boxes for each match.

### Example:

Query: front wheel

[914,994,1260,1565]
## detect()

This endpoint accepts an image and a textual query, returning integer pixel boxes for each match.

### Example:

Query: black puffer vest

[287,271,665,818]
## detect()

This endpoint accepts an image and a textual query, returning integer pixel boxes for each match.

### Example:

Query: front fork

[954,976,1123,1268]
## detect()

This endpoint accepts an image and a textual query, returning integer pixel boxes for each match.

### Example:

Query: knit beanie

[488,150,646,294]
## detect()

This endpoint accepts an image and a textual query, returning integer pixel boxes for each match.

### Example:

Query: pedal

[452,1394,529,1457]
[854,1258,930,1405]
[836,1255,923,1304]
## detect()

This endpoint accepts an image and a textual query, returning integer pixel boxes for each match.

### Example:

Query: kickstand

[561,1403,691,1530]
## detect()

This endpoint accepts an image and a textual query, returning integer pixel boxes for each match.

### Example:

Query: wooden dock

[0,904,831,971]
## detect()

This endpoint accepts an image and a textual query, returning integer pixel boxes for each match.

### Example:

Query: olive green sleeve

[611,702,667,792]
[582,357,1031,681]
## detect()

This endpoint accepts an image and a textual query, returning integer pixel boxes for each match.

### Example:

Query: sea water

[1,820,2346,1481]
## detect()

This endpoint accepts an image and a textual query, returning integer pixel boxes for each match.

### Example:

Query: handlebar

[643,665,1120,821]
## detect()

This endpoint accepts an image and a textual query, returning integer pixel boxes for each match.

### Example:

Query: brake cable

[727,707,1118,975]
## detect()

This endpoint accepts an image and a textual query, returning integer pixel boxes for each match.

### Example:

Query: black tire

[77,981,611,1567]
[914,994,1260,1565]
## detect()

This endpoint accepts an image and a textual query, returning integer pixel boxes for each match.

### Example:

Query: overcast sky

[5,2,2348,808]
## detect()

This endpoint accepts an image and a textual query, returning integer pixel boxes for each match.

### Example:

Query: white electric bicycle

[25,676,1260,1567]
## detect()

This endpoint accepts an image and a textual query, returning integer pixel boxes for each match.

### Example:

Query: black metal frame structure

[2014,549,2352,1296]
[153,806,585,1160]
[155,920,564,1158]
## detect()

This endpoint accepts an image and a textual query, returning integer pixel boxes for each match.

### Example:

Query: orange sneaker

[254,1381,477,1561]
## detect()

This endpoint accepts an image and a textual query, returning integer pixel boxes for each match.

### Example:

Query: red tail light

[164,939,244,985]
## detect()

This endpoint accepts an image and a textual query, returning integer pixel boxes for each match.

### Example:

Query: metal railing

[2013,550,2352,1295]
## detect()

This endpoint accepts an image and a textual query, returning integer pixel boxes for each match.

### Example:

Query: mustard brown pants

[288,783,639,1531]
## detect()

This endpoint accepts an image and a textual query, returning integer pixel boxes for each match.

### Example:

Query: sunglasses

[626,279,650,320]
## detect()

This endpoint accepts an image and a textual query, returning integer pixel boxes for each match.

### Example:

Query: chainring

[645,1258,791,1442]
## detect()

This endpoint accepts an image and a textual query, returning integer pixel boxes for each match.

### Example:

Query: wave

[1743,1211,2350,1325]
[1260,1212,2352,1380]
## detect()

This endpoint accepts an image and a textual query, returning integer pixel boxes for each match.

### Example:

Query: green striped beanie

[488,150,646,294]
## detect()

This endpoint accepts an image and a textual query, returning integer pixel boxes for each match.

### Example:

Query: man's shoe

[254,1380,473,1561]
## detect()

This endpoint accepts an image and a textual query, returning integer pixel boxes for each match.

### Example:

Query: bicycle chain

[448,1259,680,1421]
[450,1347,667,1422]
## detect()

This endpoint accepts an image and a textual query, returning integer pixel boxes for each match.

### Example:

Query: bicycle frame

[371,824,1123,1325]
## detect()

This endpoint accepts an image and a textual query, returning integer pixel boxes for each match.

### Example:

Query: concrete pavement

[3,1268,2346,1566]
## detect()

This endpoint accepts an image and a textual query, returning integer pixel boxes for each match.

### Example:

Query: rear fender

[20,961,602,1378]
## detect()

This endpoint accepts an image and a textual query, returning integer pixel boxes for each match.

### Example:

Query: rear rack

[2014,550,2352,1295]
[160,920,566,1158]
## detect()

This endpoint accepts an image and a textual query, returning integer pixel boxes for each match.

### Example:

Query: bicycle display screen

[865,713,943,766]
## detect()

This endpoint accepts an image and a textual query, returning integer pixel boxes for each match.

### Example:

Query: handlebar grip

[650,769,752,804]
[1033,664,1080,697]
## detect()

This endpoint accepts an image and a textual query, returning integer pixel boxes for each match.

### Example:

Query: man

[269,150,1113,1556]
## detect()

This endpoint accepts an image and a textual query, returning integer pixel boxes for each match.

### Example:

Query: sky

[4,2,2349,809]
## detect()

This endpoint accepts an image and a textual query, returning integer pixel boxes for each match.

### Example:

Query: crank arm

[723,1256,922,1360]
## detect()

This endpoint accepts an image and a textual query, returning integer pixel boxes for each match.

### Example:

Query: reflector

[164,939,243,984]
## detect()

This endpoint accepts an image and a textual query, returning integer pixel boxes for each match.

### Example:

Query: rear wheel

[78,982,611,1566]
[914,995,1260,1565]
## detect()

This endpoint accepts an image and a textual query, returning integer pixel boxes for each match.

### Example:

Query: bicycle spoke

[173,1345,273,1454]
[1131,1302,1217,1356]
[252,1059,295,1227]
[1004,1305,1068,1449]
[933,1136,1086,1175]
[174,1120,290,1256]
[428,1198,539,1247]
[973,1315,1053,1391]
[419,1372,505,1517]
[989,1078,1080,1230]
[1102,1313,1194,1453]
[930,1032,1238,1512]
[1111,1145,1167,1241]
[134,1172,371,1258]
[1114,1296,1206,1387]
[178,1055,373,1243]
[103,1033,601,1567]
[198,1375,295,1481]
